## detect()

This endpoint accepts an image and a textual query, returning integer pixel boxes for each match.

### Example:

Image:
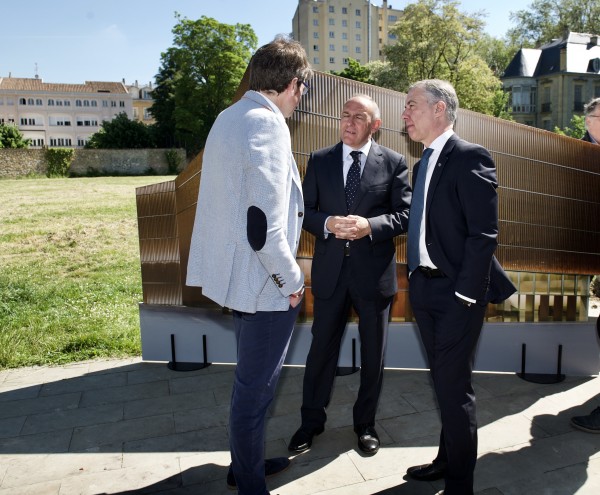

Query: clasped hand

[326,215,371,240]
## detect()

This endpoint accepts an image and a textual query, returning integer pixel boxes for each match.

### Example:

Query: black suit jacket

[303,141,411,300]
[413,134,515,304]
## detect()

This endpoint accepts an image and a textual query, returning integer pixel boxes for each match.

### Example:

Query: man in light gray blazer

[187,37,312,495]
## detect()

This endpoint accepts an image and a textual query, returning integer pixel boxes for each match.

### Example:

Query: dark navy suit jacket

[412,134,515,304]
[303,140,411,300]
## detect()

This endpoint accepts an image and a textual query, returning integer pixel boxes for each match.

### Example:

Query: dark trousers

[409,269,487,495]
[230,304,301,495]
[301,258,392,430]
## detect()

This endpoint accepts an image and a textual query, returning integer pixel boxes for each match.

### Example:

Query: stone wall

[0,148,187,178]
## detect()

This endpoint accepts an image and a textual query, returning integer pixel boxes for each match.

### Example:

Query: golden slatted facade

[136,71,600,321]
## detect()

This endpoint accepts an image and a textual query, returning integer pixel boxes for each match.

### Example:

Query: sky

[0,0,527,87]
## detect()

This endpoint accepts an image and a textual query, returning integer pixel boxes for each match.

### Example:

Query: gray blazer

[186,91,304,313]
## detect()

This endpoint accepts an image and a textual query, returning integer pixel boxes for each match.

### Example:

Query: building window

[329,44,335,51]
[83,100,90,107]
[329,57,335,64]
[313,6,318,13]
[143,109,152,120]
[388,33,397,40]
[64,100,71,106]
[313,56,320,64]
[356,21,361,28]
[77,138,87,147]
[356,9,361,16]
[342,33,348,40]
[342,7,347,14]
[356,34,361,41]
[342,45,348,52]
[20,118,36,125]
[511,85,536,113]
[343,58,349,65]
[595,85,600,98]
[119,101,125,107]
[313,32,319,39]
[313,44,319,51]
[574,85,584,111]
[91,100,97,107]
[56,100,63,106]
[329,5,334,13]
[388,15,398,22]
[356,47,361,53]
[76,100,82,107]
[19,98,26,105]
[329,31,335,38]
[329,18,335,26]
[342,20,347,27]
[27,98,34,105]
[35,99,42,106]
[111,101,117,107]
[48,99,55,106]
[313,19,319,26]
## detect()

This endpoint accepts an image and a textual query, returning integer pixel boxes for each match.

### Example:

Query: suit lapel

[350,141,383,213]
[426,135,457,210]
[327,143,347,210]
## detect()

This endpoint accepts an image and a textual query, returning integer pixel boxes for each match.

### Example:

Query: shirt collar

[427,129,454,154]
[343,139,372,161]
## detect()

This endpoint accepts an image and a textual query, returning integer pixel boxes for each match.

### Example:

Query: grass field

[0,176,171,369]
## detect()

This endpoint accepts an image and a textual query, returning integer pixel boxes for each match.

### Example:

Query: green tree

[331,58,373,83]
[152,15,257,156]
[554,114,586,138]
[381,0,502,115]
[508,0,600,47]
[0,123,30,149]
[85,113,156,149]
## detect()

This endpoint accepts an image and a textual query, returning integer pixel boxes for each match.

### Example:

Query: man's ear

[371,118,382,133]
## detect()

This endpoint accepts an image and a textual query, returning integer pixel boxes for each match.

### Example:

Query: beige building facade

[292,0,402,72]
[502,32,600,130]
[0,76,135,148]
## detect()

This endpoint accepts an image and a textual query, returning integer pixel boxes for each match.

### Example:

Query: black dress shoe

[227,457,291,489]
[406,462,447,481]
[288,425,324,452]
[355,425,380,455]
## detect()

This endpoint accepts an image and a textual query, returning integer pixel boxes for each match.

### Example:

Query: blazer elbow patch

[247,205,267,251]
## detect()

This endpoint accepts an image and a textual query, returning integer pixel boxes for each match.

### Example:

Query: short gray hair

[584,97,600,116]
[350,94,381,121]
[408,79,459,124]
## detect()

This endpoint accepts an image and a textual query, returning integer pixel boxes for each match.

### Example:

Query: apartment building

[0,75,135,148]
[127,81,155,124]
[292,0,403,72]
[502,32,600,130]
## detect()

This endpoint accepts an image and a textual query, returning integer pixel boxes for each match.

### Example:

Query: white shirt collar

[343,140,372,161]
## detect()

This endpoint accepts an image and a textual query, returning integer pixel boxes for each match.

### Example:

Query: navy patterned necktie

[345,150,362,211]
[407,148,434,272]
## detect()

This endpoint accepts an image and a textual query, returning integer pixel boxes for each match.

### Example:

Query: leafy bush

[46,148,74,177]
[165,149,182,174]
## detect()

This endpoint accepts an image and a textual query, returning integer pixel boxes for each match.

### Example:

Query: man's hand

[326,215,371,240]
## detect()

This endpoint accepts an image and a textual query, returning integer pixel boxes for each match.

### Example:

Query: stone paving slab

[0,357,599,494]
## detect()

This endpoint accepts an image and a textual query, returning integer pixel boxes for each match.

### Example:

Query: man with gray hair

[570,96,600,433]
[288,94,411,456]
[582,97,600,144]
[402,79,515,495]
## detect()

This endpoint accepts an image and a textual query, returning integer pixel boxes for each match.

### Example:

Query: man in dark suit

[581,97,600,144]
[401,79,516,495]
[288,95,411,456]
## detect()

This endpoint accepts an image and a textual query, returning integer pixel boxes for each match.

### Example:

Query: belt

[418,266,446,278]
[344,243,351,256]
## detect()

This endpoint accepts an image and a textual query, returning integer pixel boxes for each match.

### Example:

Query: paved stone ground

[1,357,600,494]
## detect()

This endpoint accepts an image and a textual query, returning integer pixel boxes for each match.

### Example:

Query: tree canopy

[377,0,504,115]
[0,123,30,149]
[85,113,156,149]
[508,0,600,47]
[151,15,257,155]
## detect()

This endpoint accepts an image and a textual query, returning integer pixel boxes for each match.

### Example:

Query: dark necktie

[345,151,362,211]
[407,148,434,272]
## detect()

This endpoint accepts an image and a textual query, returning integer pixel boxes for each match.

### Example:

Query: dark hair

[409,79,459,124]
[249,36,313,94]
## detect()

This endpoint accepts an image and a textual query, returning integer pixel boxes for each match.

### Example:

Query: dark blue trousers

[230,304,301,495]
[409,269,487,495]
